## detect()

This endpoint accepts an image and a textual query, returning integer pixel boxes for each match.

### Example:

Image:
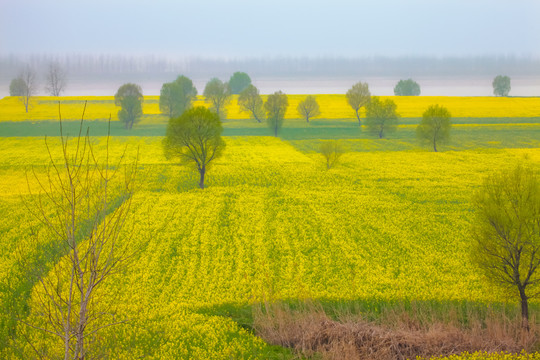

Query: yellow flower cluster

[1,136,540,358]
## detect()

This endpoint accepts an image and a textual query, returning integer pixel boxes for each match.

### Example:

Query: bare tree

[45,62,67,96]
[16,66,37,113]
[320,140,344,169]
[21,103,138,359]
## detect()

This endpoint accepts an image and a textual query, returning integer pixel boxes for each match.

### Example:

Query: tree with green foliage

[416,104,451,152]
[159,75,197,118]
[9,77,26,96]
[320,140,344,169]
[238,84,264,123]
[297,95,320,123]
[471,164,540,333]
[346,82,371,125]
[203,78,231,119]
[394,79,420,96]
[265,91,288,137]
[228,72,252,94]
[493,75,511,97]
[115,83,143,129]
[163,106,225,189]
[365,97,400,138]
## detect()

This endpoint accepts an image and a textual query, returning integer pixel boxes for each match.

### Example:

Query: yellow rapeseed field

[1,94,539,122]
[1,135,540,358]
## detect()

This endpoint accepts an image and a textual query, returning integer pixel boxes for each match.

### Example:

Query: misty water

[1,76,539,98]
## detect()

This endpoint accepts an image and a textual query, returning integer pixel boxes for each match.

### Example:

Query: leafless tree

[17,66,37,113]
[21,103,138,359]
[45,62,67,97]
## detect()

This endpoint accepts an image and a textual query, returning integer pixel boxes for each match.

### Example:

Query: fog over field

[1,0,539,97]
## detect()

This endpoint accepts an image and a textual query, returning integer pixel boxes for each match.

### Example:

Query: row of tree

[9,63,67,112]
[9,66,513,116]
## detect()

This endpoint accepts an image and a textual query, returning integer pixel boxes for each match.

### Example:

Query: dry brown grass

[252,301,538,360]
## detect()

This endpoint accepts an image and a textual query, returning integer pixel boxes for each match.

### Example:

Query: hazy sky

[1,0,539,58]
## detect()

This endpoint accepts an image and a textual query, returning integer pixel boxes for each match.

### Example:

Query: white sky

[1,0,539,58]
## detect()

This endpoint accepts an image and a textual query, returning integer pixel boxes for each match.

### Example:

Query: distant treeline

[1,54,540,81]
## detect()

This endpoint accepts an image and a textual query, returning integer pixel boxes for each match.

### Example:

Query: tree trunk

[253,112,261,123]
[520,289,530,332]
[433,137,437,152]
[274,124,278,137]
[199,167,205,189]
[355,110,361,125]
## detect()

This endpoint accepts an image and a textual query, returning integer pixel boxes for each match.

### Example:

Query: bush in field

[394,79,420,96]
[228,72,251,94]
[365,97,400,138]
[319,140,344,169]
[346,82,371,125]
[163,106,225,189]
[493,75,511,97]
[159,75,197,118]
[416,104,451,152]
[115,83,143,129]
[297,95,320,123]
[265,91,288,137]
[471,164,540,333]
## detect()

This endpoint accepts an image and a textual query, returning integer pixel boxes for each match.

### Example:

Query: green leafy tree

[265,91,288,137]
[238,84,264,123]
[471,164,540,333]
[320,140,344,169]
[493,75,511,97]
[159,75,197,118]
[416,104,451,152]
[163,106,225,189]
[9,77,26,96]
[203,78,231,119]
[365,97,400,138]
[228,72,252,94]
[346,82,371,125]
[394,79,420,96]
[114,83,143,129]
[297,95,321,123]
